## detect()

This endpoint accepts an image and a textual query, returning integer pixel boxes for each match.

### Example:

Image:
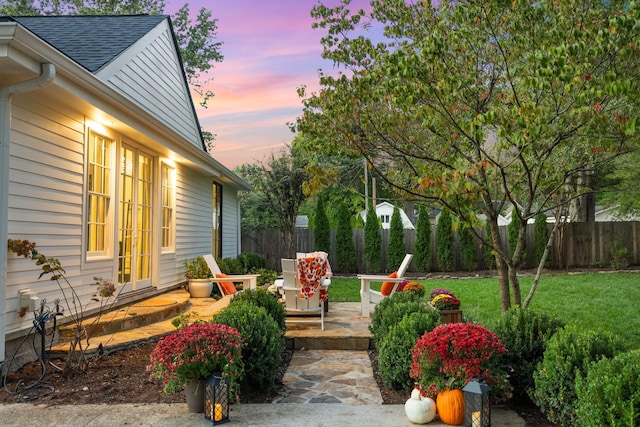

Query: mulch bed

[1,339,556,426]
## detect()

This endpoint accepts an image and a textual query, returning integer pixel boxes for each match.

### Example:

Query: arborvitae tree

[364,207,382,273]
[387,206,406,270]
[458,225,478,271]
[483,219,497,270]
[335,202,357,273]
[414,205,431,272]
[533,212,549,267]
[313,195,330,253]
[435,208,454,272]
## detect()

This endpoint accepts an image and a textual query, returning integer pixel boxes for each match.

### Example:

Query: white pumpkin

[405,388,437,424]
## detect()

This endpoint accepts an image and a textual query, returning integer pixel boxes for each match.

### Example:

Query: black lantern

[462,377,491,427]
[204,373,230,425]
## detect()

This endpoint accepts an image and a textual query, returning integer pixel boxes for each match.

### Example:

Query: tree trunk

[508,264,521,306]
[495,255,511,312]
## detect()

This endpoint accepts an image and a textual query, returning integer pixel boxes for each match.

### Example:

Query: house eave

[0,20,251,191]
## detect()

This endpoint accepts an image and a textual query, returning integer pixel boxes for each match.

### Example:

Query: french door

[118,144,153,291]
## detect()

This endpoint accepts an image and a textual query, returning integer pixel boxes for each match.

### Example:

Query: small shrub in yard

[370,292,431,346]
[378,310,441,391]
[410,322,510,401]
[229,288,286,331]
[213,302,285,392]
[575,350,640,427]
[531,325,625,427]
[493,307,564,397]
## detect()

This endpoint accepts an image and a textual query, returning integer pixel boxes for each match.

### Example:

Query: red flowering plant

[147,322,244,398]
[409,323,511,401]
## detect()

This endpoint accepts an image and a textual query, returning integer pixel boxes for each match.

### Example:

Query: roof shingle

[9,15,167,72]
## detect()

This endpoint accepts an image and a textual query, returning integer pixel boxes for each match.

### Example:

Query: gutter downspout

[0,63,55,364]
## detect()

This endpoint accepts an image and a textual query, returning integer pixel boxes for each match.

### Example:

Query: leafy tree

[387,205,405,270]
[335,202,357,273]
[435,208,454,272]
[235,147,309,257]
[363,206,382,273]
[0,0,223,109]
[313,194,331,253]
[413,205,431,272]
[234,163,279,230]
[295,0,640,311]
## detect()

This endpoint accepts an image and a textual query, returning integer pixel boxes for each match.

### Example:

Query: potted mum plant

[147,322,244,412]
[429,288,462,323]
[409,323,511,424]
[183,256,214,297]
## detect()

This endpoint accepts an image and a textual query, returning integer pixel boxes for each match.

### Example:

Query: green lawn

[328,272,640,349]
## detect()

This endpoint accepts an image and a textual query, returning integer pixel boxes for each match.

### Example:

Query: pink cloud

[165,0,372,169]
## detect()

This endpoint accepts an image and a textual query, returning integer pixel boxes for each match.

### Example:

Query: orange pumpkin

[436,388,464,425]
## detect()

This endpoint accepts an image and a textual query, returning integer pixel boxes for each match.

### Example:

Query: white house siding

[174,165,214,262]
[97,22,202,149]
[5,97,116,337]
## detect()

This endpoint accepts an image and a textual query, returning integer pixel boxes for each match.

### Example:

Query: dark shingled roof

[8,15,167,72]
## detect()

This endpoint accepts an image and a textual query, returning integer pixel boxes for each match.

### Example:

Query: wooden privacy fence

[241,221,640,273]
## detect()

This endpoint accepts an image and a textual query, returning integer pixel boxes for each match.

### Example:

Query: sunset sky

[164,0,373,169]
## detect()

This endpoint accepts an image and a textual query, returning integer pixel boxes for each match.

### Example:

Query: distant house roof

[360,201,415,230]
[8,15,166,72]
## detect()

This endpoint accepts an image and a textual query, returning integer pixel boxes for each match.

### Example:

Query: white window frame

[86,130,115,259]
[160,162,176,252]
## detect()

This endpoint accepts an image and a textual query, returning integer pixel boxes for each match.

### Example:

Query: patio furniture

[357,254,413,317]
[278,254,331,330]
[202,254,259,297]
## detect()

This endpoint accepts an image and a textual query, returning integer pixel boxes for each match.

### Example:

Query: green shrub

[238,252,266,272]
[252,267,278,287]
[364,206,382,273]
[575,350,640,427]
[335,202,357,273]
[458,225,477,271]
[611,240,631,270]
[229,288,286,331]
[217,257,243,274]
[493,307,564,397]
[435,208,454,271]
[313,195,331,252]
[531,325,625,427]
[387,206,406,270]
[378,310,440,391]
[370,292,431,346]
[213,302,285,392]
[413,205,431,272]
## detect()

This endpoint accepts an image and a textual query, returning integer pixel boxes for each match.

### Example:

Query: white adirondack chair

[357,254,413,317]
[202,254,259,297]
[280,258,325,330]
